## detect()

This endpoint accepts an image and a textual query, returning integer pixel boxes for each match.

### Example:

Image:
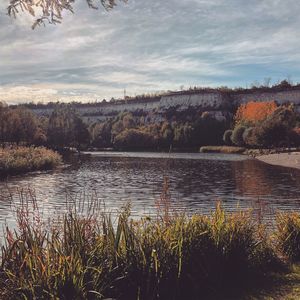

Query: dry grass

[200,146,246,154]
[0,193,281,300]
[0,146,62,176]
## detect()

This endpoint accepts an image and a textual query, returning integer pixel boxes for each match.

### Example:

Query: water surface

[1,152,300,236]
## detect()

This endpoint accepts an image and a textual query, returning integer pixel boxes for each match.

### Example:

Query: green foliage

[0,199,280,300]
[192,113,228,146]
[228,105,298,148]
[88,110,229,150]
[223,129,233,145]
[231,125,246,146]
[114,128,155,150]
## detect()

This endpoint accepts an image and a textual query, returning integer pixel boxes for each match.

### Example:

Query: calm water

[1,152,300,236]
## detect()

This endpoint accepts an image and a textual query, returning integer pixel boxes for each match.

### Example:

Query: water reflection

[0,152,300,237]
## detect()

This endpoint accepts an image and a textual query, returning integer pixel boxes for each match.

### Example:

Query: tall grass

[0,193,281,300]
[276,212,300,262]
[0,146,62,176]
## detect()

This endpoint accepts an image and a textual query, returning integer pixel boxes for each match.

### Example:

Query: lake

[1,152,300,237]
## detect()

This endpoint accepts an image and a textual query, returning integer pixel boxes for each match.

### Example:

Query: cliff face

[30,87,300,124]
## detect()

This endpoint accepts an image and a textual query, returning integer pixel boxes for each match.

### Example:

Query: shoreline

[256,152,300,170]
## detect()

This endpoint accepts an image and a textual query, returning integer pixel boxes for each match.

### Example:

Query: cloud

[1,0,300,104]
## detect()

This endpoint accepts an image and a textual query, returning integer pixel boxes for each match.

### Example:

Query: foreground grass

[0,146,62,176]
[5,197,300,299]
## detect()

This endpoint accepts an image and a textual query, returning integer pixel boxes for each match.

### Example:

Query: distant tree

[231,125,246,146]
[114,128,154,150]
[74,117,90,150]
[244,106,296,147]
[235,101,277,125]
[160,122,174,147]
[0,106,40,145]
[47,105,89,148]
[8,0,127,29]
[89,122,112,148]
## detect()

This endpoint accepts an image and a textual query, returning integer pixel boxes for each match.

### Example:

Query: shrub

[223,130,233,145]
[231,125,246,146]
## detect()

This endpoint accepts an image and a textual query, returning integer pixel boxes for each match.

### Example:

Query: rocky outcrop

[30,87,300,124]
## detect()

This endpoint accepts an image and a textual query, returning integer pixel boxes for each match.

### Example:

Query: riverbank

[2,198,300,299]
[0,146,62,177]
[256,152,300,170]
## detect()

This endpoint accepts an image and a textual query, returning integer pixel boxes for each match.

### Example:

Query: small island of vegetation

[0,146,62,177]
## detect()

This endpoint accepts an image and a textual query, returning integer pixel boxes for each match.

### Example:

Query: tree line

[0,102,229,150]
[2,100,299,151]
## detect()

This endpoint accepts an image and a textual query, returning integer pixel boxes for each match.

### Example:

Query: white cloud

[1,0,300,104]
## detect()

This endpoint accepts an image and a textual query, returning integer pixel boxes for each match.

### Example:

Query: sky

[1,0,300,104]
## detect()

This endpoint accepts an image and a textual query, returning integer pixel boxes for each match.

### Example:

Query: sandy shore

[256,152,300,170]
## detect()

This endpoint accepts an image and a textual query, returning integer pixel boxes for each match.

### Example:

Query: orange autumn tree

[235,101,277,125]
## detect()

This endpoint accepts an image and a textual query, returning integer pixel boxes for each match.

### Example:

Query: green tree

[114,128,154,150]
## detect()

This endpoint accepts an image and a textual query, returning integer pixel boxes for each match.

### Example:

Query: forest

[1,100,300,151]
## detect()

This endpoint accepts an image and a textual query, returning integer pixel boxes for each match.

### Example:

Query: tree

[0,106,41,145]
[231,125,246,146]
[244,106,296,147]
[114,128,154,150]
[234,101,277,125]
[47,105,89,148]
[89,122,112,148]
[8,0,127,29]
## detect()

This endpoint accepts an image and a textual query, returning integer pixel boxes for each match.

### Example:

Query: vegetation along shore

[2,194,300,299]
[0,146,62,177]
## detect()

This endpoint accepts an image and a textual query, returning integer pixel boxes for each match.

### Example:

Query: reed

[276,212,300,262]
[0,193,281,300]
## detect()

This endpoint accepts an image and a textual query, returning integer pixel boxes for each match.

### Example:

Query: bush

[231,125,247,146]
[223,130,233,145]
